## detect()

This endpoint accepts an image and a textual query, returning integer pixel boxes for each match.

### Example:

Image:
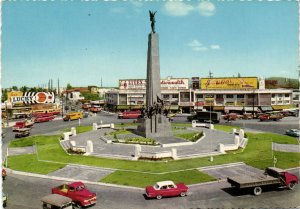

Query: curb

[7,168,144,191]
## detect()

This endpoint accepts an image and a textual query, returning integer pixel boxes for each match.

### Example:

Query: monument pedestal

[136,115,173,138]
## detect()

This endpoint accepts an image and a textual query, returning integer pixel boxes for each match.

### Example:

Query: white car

[285,129,300,137]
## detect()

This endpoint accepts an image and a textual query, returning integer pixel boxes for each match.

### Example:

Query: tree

[81,92,101,101]
[66,83,73,90]
[1,89,8,102]
[12,86,18,91]
[20,86,29,93]
[237,73,241,77]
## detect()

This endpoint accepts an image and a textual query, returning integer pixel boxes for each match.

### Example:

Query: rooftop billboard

[200,77,258,90]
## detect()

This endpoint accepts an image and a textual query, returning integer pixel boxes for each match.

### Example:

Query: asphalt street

[3,168,300,209]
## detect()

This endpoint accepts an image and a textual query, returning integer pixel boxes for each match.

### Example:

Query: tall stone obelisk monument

[137,11,172,138]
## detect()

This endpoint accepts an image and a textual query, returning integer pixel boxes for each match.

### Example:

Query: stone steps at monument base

[60,140,72,151]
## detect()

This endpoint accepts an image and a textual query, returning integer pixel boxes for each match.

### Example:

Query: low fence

[93,123,114,131]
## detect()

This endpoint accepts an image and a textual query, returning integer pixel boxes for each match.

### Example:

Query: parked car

[52,181,96,207]
[223,113,238,121]
[33,113,55,123]
[12,120,34,132]
[3,192,7,207]
[63,112,83,121]
[145,180,188,199]
[118,110,141,119]
[41,194,73,209]
[285,129,300,137]
[259,112,283,121]
[2,168,6,180]
[14,128,31,138]
[243,113,253,120]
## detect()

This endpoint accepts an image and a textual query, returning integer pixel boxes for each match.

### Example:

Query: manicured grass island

[7,126,300,187]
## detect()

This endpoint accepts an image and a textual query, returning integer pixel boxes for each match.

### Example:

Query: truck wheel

[288,182,296,190]
[156,195,162,200]
[180,192,186,197]
[253,187,262,196]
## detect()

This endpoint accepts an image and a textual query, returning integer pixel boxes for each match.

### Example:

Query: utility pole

[101,77,103,88]
[57,78,60,96]
[209,71,213,78]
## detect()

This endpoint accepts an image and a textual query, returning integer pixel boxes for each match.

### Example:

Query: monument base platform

[135,115,173,138]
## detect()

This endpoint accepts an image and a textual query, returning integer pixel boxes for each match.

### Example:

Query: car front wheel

[180,192,186,197]
[288,182,296,190]
[156,195,162,200]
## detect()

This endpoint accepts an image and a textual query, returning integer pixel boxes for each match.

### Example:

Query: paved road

[173,115,299,135]
[4,168,300,209]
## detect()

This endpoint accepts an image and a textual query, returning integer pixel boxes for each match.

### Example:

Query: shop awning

[244,107,258,111]
[224,106,244,111]
[259,106,273,112]
[272,105,295,111]
[213,106,224,111]
[117,105,144,110]
[170,105,179,110]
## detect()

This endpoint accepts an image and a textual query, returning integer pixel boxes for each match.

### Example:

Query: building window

[226,94,234,98]
[278,94,282,97]
[196,94,203,99]
[272,101,276,104]
[172,94,178,98]
[216,94,223,99]
[285,94,289,98]
[272,94,275,98]
[163,94,169,99]
[237,94,244,98]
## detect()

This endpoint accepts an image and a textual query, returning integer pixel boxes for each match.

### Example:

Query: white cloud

[188,40,220,52]
[188,40,203,47]
[197,1,216,16]
[210,45,220,50]
[164,1,194,16]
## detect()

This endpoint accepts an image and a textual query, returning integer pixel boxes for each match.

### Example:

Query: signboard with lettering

[119,78,189,90]
[201,77,258,90]
[9,92,55,104]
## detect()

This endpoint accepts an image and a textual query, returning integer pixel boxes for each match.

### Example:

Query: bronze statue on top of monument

[149,10,156,33]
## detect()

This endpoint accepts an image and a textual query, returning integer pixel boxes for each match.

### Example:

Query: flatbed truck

[227,167,298,196]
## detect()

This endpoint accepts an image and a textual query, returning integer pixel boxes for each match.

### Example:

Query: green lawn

[175,132,203,142]
[7,131,300,187]
[214,124,241,133]
[60,126,93,134]
[101,169,215,188]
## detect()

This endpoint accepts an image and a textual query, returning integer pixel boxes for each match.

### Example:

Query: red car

[118,110,141,119]
[52,181,96,207]
[33,113,55,123]
[145,180,188,200]
[2,168,6,180]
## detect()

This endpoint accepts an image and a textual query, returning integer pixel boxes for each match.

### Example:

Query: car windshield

[76,185,85,191]
[154,184,160,190]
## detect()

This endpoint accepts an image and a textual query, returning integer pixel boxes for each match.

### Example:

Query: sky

[2,0,299,88]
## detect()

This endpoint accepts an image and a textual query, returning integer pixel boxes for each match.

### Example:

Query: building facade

[106,77,295,113]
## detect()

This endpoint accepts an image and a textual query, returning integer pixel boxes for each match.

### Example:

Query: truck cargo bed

[227,175,280,188]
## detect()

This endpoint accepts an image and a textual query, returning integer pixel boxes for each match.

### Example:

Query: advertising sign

[201,77,258,90]
[119,79,189,90]
[7,91,23,103]
[192,77,200,90]
[10,92,55,104]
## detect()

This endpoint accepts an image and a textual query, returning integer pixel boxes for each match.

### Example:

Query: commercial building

[105,77,294,113]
